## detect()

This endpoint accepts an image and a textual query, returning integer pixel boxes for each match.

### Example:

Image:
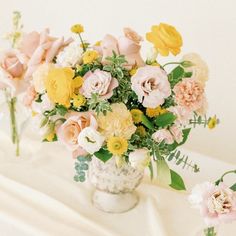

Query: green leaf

[154,112,176,127]
[156,159,171,186]
[56,105,68,116]
[148,161,154,180]
[230,183,236,191]
[169,169,186,190]
[141,114,154,130]
[168,66,185,87]
[94,148,113,162]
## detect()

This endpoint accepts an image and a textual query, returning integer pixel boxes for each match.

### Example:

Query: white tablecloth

[0,120,236,236]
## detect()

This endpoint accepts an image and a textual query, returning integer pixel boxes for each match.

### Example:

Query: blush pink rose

[152,129,174,144]
[168,106,193,126]
[100,28,144,68]
[169,125,183,144]
[173,78,205,112]
[189,182,236,227]
[80,69,118,99]
[20,29,72,79]
[56,112,97,158]
[131,65,171,108]
[23,85,37,107]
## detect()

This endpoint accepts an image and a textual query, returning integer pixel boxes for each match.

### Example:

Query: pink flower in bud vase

[189,182,236,227]
[20,29,73,79]
[23,85,37,107]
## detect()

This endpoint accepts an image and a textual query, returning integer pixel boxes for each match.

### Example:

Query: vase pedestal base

[92,189,139,213]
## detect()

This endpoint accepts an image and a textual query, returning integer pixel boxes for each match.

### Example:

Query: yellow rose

[45,67,74,107]
[146,23,183,56]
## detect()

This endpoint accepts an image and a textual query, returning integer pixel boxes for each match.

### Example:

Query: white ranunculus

[32,63,54,93]
[146,47,158,63]
[31,94,54,113]
[77,127,105,154]
[56,42,83,67]
[129,149,150,171]
[182,53,209,85]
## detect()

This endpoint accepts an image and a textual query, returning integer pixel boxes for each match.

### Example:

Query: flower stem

[215,169,236,185]
[204,227,217,236]
[162,62,181,67]
[78,33,86,52]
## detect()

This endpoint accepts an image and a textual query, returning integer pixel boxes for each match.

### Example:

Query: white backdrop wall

[0,0,236,164]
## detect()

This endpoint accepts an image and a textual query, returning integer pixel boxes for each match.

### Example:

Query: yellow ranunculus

[207,116,218,129]
[72,93,86,108]
[146,23,183,56]
[45,67,74,107]
[146,106,167,118]
[130,109,143,124]
[71,24,84,34]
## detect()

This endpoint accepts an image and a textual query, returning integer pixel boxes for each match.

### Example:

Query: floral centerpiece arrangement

[1,13,220,212]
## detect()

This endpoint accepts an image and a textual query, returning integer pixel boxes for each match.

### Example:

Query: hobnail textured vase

[89,157,144,213]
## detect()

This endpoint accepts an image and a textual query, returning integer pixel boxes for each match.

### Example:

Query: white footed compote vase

[89,157,144,213]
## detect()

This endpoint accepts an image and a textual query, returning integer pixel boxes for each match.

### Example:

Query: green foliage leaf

[148,161,154,180]
[154,112,176,127]
[168,66,185,88]
[156,159,171,186]
[141,114,154,130]
[56,105,68,116]
[169,169,186,190]
[94,148,113,162]
[230,183,236,191]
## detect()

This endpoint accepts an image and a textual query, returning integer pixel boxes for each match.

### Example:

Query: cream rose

[129,149,150,171]
[80,69,118,99]
[131,66,171,108]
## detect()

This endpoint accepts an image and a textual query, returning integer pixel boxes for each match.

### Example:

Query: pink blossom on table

[131,65,171,108]
[56,112,97,157]
[100,28,144,68]
[23,85,37,107]
[80,69,118,99]
[168,106,193,126]
[173,78,205,112]
[20,29,72,79]
[189,182,236,227]
[169,125,183,143]
[152,129,174,144]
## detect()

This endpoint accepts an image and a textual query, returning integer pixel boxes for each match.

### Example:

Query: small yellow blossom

[71,24,84,34]
[73,76,84,93]
[94,41,101,46]
[208,116,218,129]
[32,111,38,117]
[107,136,128,156]
[130,109,143,124]
[45,131,56,142]
[82,50,99,64]
[146,106,167,118]
[136,126,146,137]
[72,94,86,107]
[129,67,138,76]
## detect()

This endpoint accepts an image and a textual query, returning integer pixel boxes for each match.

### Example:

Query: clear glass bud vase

[89,157,144,213]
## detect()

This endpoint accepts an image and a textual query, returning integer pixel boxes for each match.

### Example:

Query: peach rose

[20,29,72,79]
[131,65,171,108]
[23,85,37,107]
[57,112,97,157]
[80,69,118,99]
[173,78,205,112]
[101,28,144,68]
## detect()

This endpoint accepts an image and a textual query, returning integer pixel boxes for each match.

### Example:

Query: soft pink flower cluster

[189,182,236,226]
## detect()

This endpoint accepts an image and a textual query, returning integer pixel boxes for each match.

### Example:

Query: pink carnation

[173,78,205,112]
[189,182,236,227]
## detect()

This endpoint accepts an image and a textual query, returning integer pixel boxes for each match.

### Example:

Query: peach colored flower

[169,125,183,143]
[131,65,171,108]
[23,85,37,107]
[173,78,205,112]
[57,112,97,155]
[100,28,144,68]
[189,182,236,227]
[20,29,72,79]
[152,129,174,144]
[80,69,118,99]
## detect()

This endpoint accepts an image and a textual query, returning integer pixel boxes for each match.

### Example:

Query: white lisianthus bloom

[32,63,54,93]
[31,94,54,113]
[78,127,105,154]
[146,47,158,63]
[182,53,209,85]
[56,42,83,67]
[129,149,150,171]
